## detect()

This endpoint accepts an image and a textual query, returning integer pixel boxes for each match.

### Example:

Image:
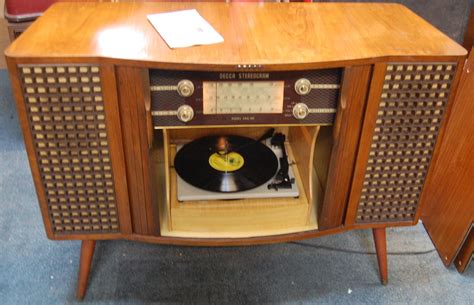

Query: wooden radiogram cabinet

[4,2,472,299]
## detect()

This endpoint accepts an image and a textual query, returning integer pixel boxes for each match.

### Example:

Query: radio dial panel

[150,69,342,127]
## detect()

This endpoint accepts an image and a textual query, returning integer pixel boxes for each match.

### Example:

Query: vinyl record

[174,135,278,193]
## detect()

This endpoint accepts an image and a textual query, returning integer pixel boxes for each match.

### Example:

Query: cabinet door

[345,60,463,227]
[420,51,474,267]
[8,61,132,239]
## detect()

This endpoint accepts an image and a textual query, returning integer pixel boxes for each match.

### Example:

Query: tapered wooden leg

[372,227,388,285]
[76,240,96,300]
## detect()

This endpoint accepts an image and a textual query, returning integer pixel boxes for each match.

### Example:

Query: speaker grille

[19,64,120,234]
[356,63,457,224]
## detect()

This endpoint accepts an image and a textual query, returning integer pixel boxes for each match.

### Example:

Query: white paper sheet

[147,9,224,49]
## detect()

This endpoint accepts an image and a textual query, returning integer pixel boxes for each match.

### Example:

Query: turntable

[5,2,471,299]
[174,133,300,201]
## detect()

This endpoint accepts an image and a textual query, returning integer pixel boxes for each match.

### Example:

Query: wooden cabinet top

[5,2,467,70]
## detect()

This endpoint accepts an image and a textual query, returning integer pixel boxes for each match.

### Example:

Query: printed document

[147,9,224,48]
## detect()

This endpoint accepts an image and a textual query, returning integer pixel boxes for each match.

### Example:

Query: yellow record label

[209,152,244,172]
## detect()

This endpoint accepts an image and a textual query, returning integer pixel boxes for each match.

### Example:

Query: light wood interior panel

[288,126,319,203]
[313,126,332,193]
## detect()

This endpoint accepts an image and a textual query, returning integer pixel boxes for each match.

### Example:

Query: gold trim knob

[292,103,309,120]
[295,78,312,95]
[177,79,195,97]
[177,105,194,123]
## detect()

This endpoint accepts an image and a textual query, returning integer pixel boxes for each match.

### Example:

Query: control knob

[294,78,312,95]
[292,103,309,120]
[177,79,195,97]
[177,105,194,123]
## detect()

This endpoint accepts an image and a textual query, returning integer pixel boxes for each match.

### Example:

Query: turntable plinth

[5,2,470,299]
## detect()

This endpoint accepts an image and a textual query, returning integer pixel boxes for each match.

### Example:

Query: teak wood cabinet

[4,2,473,299]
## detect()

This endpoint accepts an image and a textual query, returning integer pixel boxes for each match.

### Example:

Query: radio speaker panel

[18,64,120,234]
[355,63,457,224]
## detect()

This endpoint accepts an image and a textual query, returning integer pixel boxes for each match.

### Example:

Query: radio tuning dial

[295,78,312,95]
[177,79,195,97]
[292,103,309,120]
[177,105,194,123]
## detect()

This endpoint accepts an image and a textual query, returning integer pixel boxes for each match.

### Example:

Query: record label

[208,152,244,172]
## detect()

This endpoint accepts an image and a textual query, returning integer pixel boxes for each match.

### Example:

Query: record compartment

[151,125,332,238]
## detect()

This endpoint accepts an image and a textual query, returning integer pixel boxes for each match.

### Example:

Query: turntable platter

[174,135,278,193]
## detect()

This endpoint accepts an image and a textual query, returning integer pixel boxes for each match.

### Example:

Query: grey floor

[0,69,473,305]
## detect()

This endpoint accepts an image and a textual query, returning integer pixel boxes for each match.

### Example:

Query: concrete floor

[0,69,473,304]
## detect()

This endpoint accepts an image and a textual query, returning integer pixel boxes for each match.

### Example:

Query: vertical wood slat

[318,65,372,229]
[116,66,158,235]
[100,65,132,234]
[345,64,388,226]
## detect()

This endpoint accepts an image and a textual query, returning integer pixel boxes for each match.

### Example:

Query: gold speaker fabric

[19,64,120,234]
[356,63,457,223]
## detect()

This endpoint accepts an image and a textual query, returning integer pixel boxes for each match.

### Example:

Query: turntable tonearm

[5,2,470,299]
